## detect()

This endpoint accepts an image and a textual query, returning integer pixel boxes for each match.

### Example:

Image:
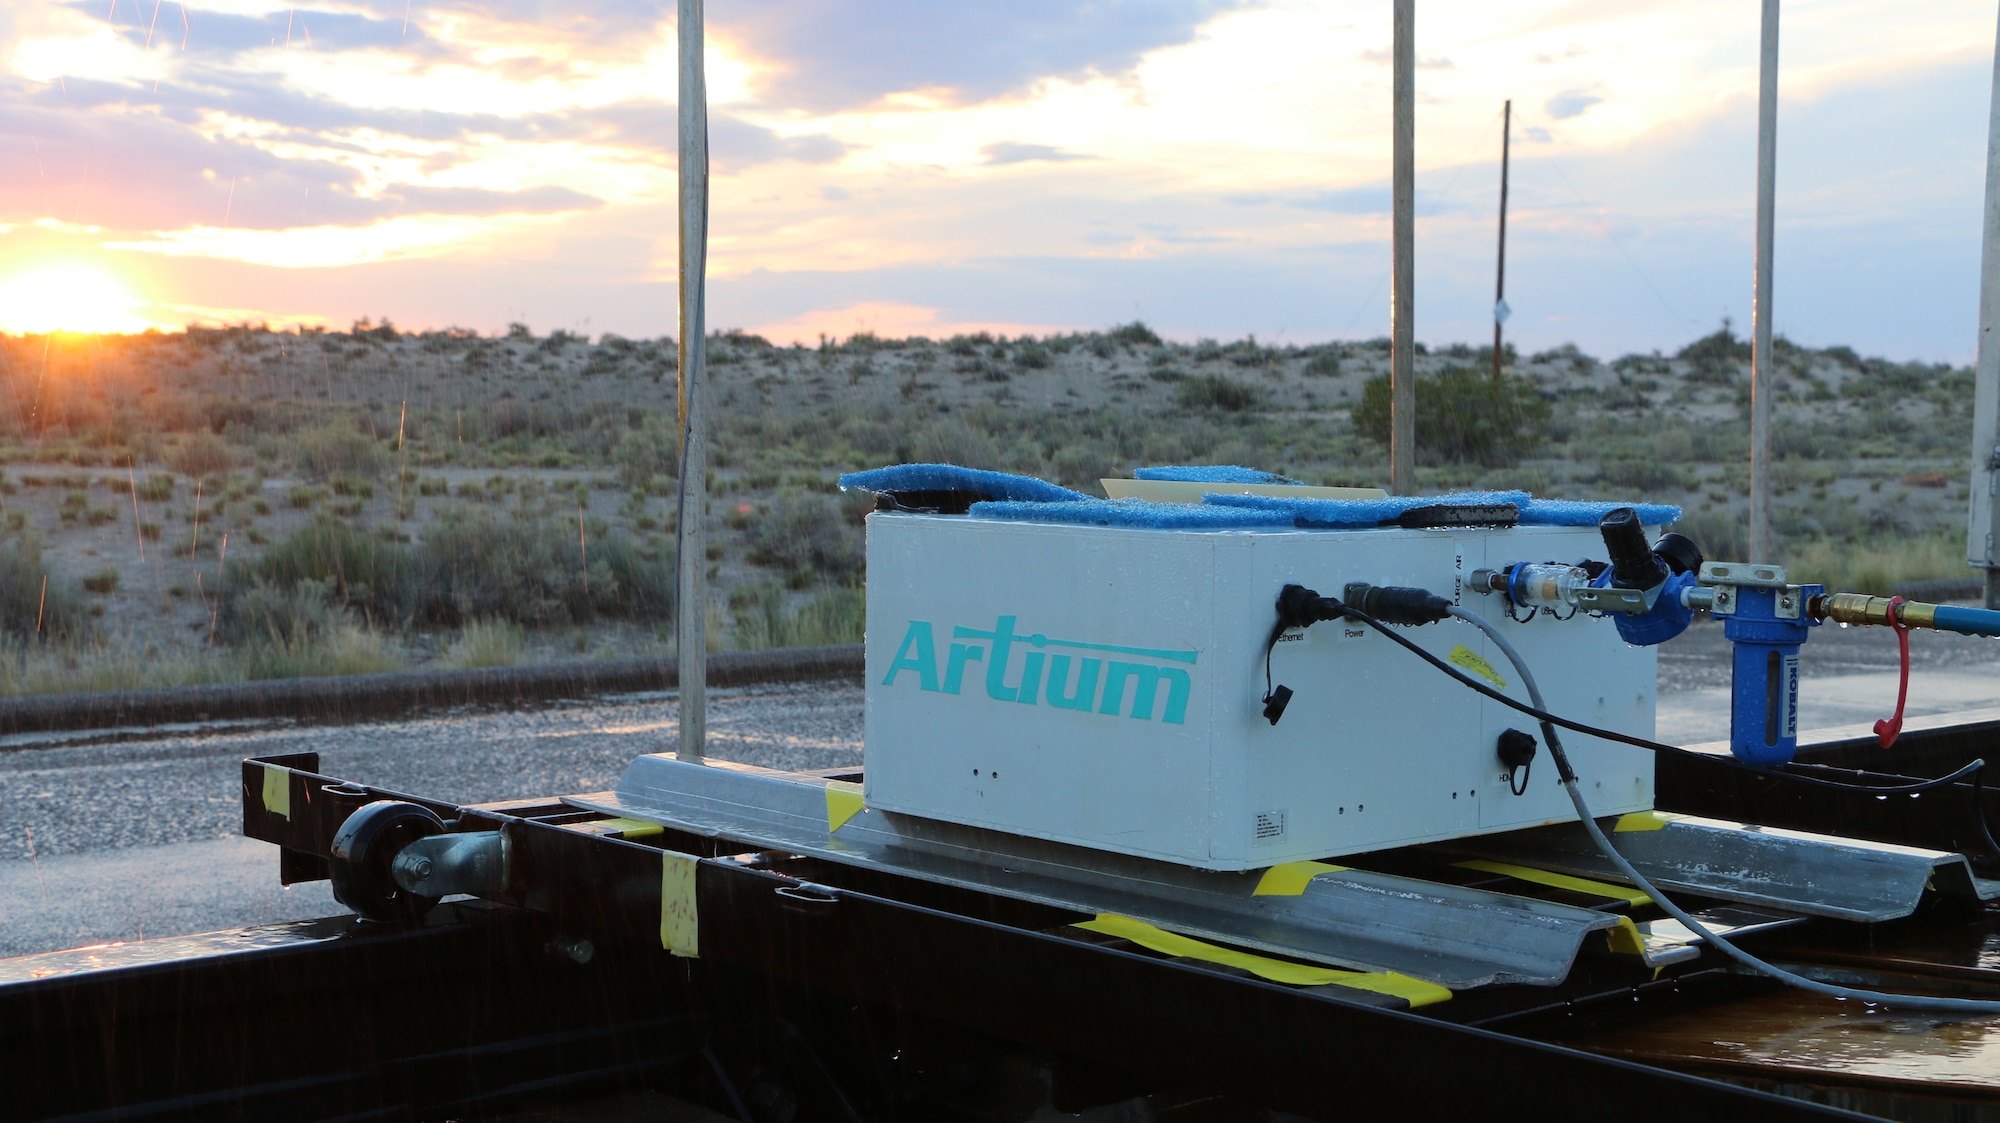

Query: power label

[1781,652,1800,739]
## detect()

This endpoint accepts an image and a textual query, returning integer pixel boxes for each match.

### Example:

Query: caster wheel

[330,800,445,923]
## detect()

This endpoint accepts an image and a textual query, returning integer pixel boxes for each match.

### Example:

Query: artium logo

[882,615,1197,724]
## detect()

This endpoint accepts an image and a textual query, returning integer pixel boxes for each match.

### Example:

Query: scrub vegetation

[0,316,1976,694]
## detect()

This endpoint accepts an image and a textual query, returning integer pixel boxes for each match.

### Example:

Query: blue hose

[1933,604,2000,638]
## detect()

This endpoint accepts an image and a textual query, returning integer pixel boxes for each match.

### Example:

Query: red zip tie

[1874,596,1911,749]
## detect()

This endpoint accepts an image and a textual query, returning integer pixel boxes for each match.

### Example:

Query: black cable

[1973,764,2000,865]
[1331,600,1987,798]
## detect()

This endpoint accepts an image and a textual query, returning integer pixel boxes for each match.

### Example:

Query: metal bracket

[1699,561,1788,588]
[1572,587,1647,614]
[393,831,509,898]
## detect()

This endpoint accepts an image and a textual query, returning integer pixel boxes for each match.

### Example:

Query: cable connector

[1341,582,1452,626]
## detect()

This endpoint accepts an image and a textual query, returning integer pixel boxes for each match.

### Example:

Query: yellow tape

[1447,645,1507,689]
[1605,916,1646,956]
[261,764,291,821]
[1252,860,1349,897]
[1076,914,1450,1007]
[593,817,665,839]
[660,851,700,957]
[1613,811,1683,833]
[826,781,865,833]
[1453,859,1651,908]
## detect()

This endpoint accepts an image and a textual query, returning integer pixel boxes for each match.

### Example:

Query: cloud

[0,78,603,230]
[980,141,1093,166]
[1545,89,1602,120]
[82,2,452,59]
[715,0,1248,112]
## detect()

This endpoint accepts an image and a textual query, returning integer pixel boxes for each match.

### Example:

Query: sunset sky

[2,0,1996,360]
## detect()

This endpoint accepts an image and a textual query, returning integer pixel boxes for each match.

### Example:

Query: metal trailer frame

[20,724,2000,1121]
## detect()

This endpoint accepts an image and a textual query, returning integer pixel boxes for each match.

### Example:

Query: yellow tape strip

[1453,859,1652,907]
[1075,914,1451,1008]
[1605,916,1646,956]
[1613,811,1683,833]
[593,817,665,839]
[660,851,700,958]
[1252,860,1349,897]
[826,781,865,833]
[1447,645,1508,689]
[261,764,291,821]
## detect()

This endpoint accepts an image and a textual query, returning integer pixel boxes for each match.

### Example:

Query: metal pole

[1749,0,1779,564]
[675,0,709,762]
[1493,99,1511,384]
[1967,3,2000,609]
[1390,0,1416,494]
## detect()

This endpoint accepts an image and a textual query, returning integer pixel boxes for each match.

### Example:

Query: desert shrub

[1175,374,1261,412]
[442,617,525,668]
[1108,321,1163,348]
[224,578,342,646]
[82,568,119,594]
[418,510,595,626]
[296,424,388,479]
[731,583,864,649]
[137,474,174,501]
[748,495,863,581]
[614,424,678,490]
[1304,351,1342,377]
[242,519,415,622]
[1671,507,1748,564]
[1013,341,1052,369]
[167,432,235,479]
[0,532,84,639]
[1352,366,1550,466]
[593,533,674,619]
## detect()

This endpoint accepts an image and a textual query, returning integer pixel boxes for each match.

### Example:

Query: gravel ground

[5,623,2000,959]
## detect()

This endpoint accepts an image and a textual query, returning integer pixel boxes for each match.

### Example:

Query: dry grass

[442,617,525,668]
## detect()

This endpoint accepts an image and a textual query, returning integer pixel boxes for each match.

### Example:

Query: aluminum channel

[1444,812,2000,923]
[569,754,1628,989]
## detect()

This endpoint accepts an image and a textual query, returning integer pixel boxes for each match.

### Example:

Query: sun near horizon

[0,262,159,336]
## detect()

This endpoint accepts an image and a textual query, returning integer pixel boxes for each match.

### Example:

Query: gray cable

[1449,604,2000,1016]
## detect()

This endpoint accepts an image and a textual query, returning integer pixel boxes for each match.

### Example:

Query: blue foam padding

[1205,491,1532,528]
[839,464,1090,504]
[970,498,1297,531]
[1519,499,1682,527]
[1133,465,1301,485]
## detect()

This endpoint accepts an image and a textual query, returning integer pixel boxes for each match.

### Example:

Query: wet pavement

[4,621,1997,958]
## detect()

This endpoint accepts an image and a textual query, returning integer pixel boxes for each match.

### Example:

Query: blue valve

[1720,581,1822,766]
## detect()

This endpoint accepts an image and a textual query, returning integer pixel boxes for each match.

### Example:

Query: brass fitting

[1813,592,1938,630]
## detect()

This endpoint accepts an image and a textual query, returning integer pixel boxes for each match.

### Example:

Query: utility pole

[675,0,709,763]
[1967,3,2000,609]
[1390,0,1416,494]
[1749,0,1779,563]
[1493,99,1511,384]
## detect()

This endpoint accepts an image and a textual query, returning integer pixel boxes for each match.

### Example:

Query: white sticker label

[1781,653,1800,739]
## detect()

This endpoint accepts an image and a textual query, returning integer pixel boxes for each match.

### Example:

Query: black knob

[1599,507,1668,592]
[1652,532,1704,577]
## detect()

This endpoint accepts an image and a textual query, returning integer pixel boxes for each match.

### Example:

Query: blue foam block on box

[970,498,1297,531]
[1519,499,1682,527]
[1132,465,1301,485]
[1205,491,1531,528]
[839,464,1091,504]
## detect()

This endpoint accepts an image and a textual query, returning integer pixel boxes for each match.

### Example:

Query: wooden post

[1493,99,1511,384]
[1967,2,2000,608]
[1390,0,1416,494]
[675,0,709,762]
[1749,0,1779,563]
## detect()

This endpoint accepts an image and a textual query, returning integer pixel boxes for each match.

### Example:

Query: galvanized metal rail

[18,723,2000,1119]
